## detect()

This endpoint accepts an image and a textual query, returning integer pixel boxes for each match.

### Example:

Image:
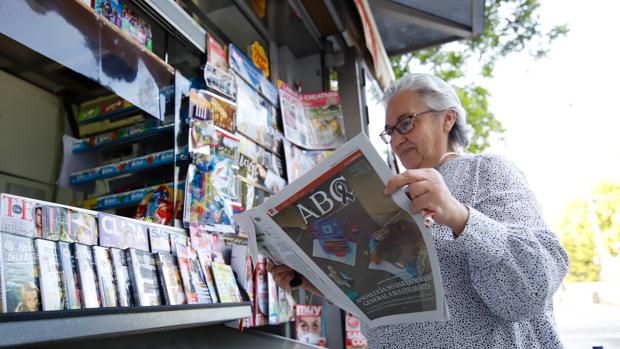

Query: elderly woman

[268,73,569,348]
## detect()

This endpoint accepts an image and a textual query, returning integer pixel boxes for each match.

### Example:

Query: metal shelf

[72,123,174,154]
[0,302,252,348]
[76,181,184,211]
[78,105,141,125]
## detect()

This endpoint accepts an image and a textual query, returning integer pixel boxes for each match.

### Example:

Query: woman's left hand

[384,168,469,235]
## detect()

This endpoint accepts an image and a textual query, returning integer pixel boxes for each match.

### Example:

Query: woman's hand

[384,168,469,235]
[266,260,323,296]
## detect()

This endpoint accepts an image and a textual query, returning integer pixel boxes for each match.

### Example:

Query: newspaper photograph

[236,133,447,328]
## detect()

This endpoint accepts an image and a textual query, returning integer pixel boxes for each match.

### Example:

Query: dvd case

[211,261,243,303]
[154,252,186,305]
[109,248,133,307]
[176,245,212,304]
[57,241,82,309]
[0,233,40,312]
[41,206,69,241]
[196,250,219,303]
[72,243,101,308]
[127,249,162,306]
[148,227,172,254]
[93,246,118,307]
[98,213,149,251]
[35,239,65,311]
[68,210,98,245]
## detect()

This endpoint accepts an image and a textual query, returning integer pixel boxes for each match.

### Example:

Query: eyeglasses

[380,109,436,144]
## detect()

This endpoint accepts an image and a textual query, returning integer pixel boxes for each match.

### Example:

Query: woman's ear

[443,109,456,133]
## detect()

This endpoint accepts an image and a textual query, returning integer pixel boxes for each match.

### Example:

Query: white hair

[383,73,473,151]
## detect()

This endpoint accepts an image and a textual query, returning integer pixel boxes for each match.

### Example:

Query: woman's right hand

[266,260,323,296]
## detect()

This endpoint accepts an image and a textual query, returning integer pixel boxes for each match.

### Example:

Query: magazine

[0,194,44,238]
[0,233,39,312]
[57,241,82,309]
[98,213,149,251]
[295,304,327,347]
[93,246,118,307]
[109,248,133,307]
[345,312,369,349]
[155,252,187,305]
[211,261,243,303]
[176,245,212,304]
[127,249,162,306]
[236,134,447,328]
[35,239,65,311]
[148,227,172,254]
[72,243,101,309]
[283,139,331,182]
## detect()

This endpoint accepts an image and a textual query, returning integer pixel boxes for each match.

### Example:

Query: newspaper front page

[236,134,448,327]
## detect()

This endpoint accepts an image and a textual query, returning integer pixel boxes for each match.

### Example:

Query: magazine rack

[0,303,251,347]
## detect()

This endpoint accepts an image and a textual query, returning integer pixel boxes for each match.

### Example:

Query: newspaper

[235,134,448,328]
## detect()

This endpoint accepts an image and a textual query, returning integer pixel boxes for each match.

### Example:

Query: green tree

[391,0,569,153]
[557,181,620,282]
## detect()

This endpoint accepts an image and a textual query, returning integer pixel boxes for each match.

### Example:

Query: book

[0,233,40,312]
[72,243,101,308]
[176,245,212,304]
[211,261,243,303]
[35,238,65,311]
[148,227,172,254]
[154,252,186,305]
[295,304,327,347]
[93,246,118,307]
[57,241,82,309]
[0,194,42,238]
[126,249,162,306]
[98,213,149,251]
[109,248,133,307]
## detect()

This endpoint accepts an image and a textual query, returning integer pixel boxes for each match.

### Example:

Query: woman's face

[385,91,451,169]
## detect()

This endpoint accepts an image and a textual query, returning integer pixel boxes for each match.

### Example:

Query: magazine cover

[235,77,282,154]
[0,233,39,312]
[127,249,162,306]
[228,43,279,106]
[283,139,331,182]
[0,194,43,238]
[253,255,268,325]
[196,249,219,303]
[189,89,236,133]
[189,119,217,155]
[170,233,190,256]
[155,252,187,305]
[278,83,308,149]
[35,238,65,311]
[204,62,236,100]
[207,33,228,71]
[57,241,82,309]
[95,0,122,28]
[295,304,327,347]
[72,243,101,308]
[41,206,69,241]
[242,134,447,327]
[345,312,369,349]
[278,288,295,324]
[98,213,149,251]
[93,246,118,307]
[134,184,181,226]
[68,210,98,245]
[176,245,212,304]
[267,270,279,324]
[211,261,243,303]
[148,227,172,254]
[109,248,133,307]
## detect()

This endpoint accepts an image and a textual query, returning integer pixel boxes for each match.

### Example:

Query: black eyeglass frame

[380,109,436,144]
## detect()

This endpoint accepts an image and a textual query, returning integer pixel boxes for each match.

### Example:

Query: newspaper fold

[235,133,448,327]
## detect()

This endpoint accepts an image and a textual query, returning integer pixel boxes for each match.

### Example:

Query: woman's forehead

[386,91,425,118]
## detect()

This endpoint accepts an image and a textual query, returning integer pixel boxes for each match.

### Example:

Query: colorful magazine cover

[267,270,280,325]
[57,241,82,309]
[196,250,219,303]
[72,243,101,308]
[41,206,69,241]
[278,83,345,150]
[155,252,186,305]
[109,248,133,307]
[170,233,190,256]
[189,119,217,155]
[148,227,172,254]
[93,246,118,307]
[207,33,228,71]
[0,194,42,238]
[253,255,268,326]
[98,213,149,251]
[68,210,98,245]
[176,245,212,304]
[35,238,65,311]
[189,89,236,133]
[235,77,282,154]
[204,62,236,101]
[0,233,39,313]
[278,288,296,324]
[134,185,180,226]
[95,0,122,28]
[345,312,369,349]
[127,249,162,306]
[295,304,327,347]
[228,43,279,106]
[211,261,243,303]
[283,139,331,182]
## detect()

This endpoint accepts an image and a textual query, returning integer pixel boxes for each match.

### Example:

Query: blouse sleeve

[454,154,569,322]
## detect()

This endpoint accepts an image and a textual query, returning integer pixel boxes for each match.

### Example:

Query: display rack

[76,181,182,210]
[72,122,175,154]
[0,303,251,347]
[78,105,141,125]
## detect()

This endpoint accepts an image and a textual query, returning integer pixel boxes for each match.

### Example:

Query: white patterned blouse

[363,153,569,348]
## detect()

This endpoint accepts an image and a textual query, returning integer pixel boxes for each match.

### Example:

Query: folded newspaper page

[235,133,448,327]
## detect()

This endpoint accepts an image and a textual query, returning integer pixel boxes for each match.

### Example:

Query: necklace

[435,151,459,169]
